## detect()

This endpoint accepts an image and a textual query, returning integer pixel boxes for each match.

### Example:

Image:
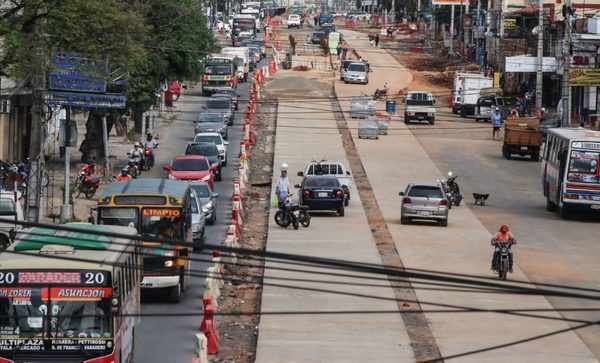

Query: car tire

[439,219,448,227]
[338,206,345,217]
[460,108,467,118]
[344,196,349,206]
[546,197,558,212]
[223,157,227,167]
[216,170,222,181]
[400,217,409,225]
[169,281,182,303]
[223,132,228,140]
[429,118,435,125]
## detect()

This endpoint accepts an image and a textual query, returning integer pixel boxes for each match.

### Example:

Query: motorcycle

[143,143,158,171]
[127,159,141,179]
[73,162,101,199]
[274,194,310,229]
[445,172,462,206]
[493,242,515,280]
[373,83,389,100]
[2,159,49,199]
[518,90,534,117]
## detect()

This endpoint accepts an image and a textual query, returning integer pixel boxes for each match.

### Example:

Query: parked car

[295,175,346,216]
[196,112,228,139]
[249,40,266,57]
[399,182,449,226]
[0,191,24,249]
[287,14,302,28]
[248,48,260,69]
[163,155,216,188]
[475,95,509,122]
[344,62,369,84]
[193,132,228,166]
[190,181,219,225]
[205,97,234,125]
[311,31,326,45]
[213,88,239,110]
[298,161,352,206]
[190,189,207,249]
[185,142,223,181]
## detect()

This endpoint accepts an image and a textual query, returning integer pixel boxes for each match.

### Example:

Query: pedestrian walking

[341,41,348,60]
[491,107,503,140]
[314,15,319,26]
[375,33,380,47]
[336,42,342,59]
[164,88,174,113]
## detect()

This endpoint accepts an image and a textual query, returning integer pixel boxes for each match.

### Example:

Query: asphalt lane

[414,120,600,358]
[133,56,260,362]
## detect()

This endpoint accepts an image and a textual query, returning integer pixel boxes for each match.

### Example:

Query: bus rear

[202,55,238,95]
[232,16,257,37]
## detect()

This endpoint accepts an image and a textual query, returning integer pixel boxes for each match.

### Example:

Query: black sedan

[185,142,222,181]
[295,175,345,216]
[214,88,239,110]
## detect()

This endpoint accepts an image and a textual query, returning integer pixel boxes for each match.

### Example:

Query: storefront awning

[505,55,558,72]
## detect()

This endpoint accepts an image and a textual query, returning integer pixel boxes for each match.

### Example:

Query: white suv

[287,14,302,28]
[193,132,229,166]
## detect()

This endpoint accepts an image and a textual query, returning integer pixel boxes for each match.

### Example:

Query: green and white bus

[0,223,140,363]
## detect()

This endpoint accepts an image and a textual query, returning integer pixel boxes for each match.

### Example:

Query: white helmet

[280,162,288,171]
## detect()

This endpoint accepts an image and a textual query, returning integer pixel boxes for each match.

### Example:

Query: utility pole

[562,0,572,127]
[391,0,396,25]
[535,0,544,111]
[450,5,455,54]
[60,106,73,223]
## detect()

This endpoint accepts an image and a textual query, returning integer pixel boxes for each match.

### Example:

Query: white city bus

[0,223,140,363]
[541,128,600,218]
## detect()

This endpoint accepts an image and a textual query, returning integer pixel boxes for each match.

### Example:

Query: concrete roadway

[335,28,600,362]
[133,58,261,362]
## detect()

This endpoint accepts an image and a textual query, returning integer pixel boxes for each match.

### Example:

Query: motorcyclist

[491,224,517,273]
[275,163,290,208]
[115,168,132,181]
[142,134,158,167]
[128,142,144,164]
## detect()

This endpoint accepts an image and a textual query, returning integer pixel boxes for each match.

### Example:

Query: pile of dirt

[292,65,310,71]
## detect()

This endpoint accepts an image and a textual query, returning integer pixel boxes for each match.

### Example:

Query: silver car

[204,97,234,125]
[399,182,449,227]
[196,112,228,139]
[189,181,219,225]
[190,189,206,249]
[344,62,369,84]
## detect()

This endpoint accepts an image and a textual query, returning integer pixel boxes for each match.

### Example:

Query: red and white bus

[0,223,140,363]
[541,128,600,218]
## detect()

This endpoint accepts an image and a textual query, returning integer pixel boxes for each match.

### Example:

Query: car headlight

[218,149,225,155]
[168,174,177,180]
[203,201,213,211]
[202,175,210,181]
[164,260,174,267]
[218,126,226,132]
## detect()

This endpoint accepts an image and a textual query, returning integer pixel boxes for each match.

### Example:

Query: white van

[0,191,24,249]
[221,47,250,82]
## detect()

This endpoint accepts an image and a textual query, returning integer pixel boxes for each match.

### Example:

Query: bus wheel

[546,198,558,212]
[169,282,182,303]
[559,205,570,220]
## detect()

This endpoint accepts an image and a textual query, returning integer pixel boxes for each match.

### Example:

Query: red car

[163,155,217,188]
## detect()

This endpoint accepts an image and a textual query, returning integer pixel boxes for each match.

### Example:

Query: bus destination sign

[0,270,109,286]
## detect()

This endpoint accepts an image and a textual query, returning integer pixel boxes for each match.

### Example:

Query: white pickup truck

[297,161,352,206]
[0,191,24,249]
[403,91,436,125]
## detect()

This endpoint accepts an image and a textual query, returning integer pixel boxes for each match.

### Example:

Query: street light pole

[562,0,572,127]
[535,0,544,111]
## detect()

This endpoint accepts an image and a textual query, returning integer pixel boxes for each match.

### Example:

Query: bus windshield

[141,208,184,239]
[0,287,112,341]
[205,66,231,75]
[568,151,599,183]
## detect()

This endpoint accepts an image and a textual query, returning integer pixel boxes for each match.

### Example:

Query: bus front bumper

[141,275,180,289]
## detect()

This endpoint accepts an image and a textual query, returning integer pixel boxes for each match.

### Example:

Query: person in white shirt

[276,163,290,207]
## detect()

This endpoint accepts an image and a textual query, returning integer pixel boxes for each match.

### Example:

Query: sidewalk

[335,28,598,362]
[255,76,414,362]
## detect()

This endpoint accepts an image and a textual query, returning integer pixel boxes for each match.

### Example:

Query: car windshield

[207,99,230,109]
[0,198,15,215]
[194,135,222,145]
[141,209,184,239]
[305,177,340,188]
[406,95,434,106]
[205,66,230,75]
[567,151,599,183]
[198,113,223,123]
[187,144,218,156]
[171,158,209,171]
[408,186,444,198]
[0,287,112,340]
[348,64,366,72]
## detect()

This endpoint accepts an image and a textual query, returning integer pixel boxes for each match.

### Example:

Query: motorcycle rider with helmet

[491,224,517,273]
[142,133,159,168]
[276,163,290,208]
[115,168,132,181]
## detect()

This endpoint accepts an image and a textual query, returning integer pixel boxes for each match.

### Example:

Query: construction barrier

[207,266,224,289]
[195,333,209,363]
[203,278,220,309]
[227,223,241,243]
[264,65,270,79]
[203,314,219,354]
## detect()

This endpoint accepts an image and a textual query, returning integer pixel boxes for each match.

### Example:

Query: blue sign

[49,72,106,93]
[51,51,108,74]
[48,91,126,109]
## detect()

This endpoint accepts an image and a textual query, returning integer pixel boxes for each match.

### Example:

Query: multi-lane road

[133,43,262,362]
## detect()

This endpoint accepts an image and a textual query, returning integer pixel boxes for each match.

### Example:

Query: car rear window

[186,144,218,156]
[171,158,209,171]
[307,164,342,175]
[207,99,230,109]
[194,135,222,145]
[198,113,223,123]
[305,177,340,188]
[408,186,444,198]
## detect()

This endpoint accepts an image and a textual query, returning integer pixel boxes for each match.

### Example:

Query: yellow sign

[142,208,181,217]
[503,18,517,28]
[569,68,600,86]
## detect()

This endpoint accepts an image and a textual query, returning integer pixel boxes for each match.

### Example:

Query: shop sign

[569,68,600,86]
